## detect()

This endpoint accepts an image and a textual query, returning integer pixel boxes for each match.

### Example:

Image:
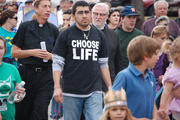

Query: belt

[34,67,43,72]
[22,64,51,72]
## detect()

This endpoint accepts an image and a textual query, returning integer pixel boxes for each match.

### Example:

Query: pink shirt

[162,66,180,113]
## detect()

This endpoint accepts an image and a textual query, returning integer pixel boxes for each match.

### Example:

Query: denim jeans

[50,97,63,119]
[63,92,103,120]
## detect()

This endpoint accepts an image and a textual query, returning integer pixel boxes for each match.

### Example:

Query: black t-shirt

[53,25,108,95]
[12,20,59,65]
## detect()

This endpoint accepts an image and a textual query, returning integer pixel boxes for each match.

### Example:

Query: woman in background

[0,10,17,66]
[107,8,120,30]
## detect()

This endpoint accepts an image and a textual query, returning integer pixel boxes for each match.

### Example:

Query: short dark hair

[63,9,72,15]
[0,9,16,26]
[72,1,89,15]
[34,0,50,8]
[107,8,120,24]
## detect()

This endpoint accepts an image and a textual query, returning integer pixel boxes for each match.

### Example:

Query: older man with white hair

[92,2,121,91]
[141,0,180,37]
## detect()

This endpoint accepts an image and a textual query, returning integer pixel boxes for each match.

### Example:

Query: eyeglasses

[76,10,90,15]
[11,17,17,20]
[93,12,107,17]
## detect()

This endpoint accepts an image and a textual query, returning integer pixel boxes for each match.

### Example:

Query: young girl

[151,25,171,92]
[159,37,180,120]
[0,36,25,120]
[99,88,133,120]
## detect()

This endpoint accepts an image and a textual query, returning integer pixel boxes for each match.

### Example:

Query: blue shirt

[113,63,156,119]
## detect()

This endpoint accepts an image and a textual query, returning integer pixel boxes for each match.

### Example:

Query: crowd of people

[0,0,180,120]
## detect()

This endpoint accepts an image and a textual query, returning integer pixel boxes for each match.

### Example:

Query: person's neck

[134,64,147,75]
[108,23,117,30]
[2,23,12,32]
[76,24,90,31]
[37,18,47,25]
[94,24,105,30]
[122,24,133,32]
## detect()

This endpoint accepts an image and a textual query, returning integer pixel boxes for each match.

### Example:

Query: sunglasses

[11,17,17,20]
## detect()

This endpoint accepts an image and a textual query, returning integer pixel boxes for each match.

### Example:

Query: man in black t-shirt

[11,0,59,120]
[52,1,112,120]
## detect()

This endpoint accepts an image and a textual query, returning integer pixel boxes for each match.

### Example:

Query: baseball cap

[120,6,139,17]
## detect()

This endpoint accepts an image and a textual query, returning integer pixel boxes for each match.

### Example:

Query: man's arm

[53,71,63,103]
[100,67,112,88]
[11,45,52,60]
[52,54,65,103]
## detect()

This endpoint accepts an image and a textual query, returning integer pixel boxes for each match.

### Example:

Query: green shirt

[0,27,15,59]
[115,27,144,70]
[0,62,21,120]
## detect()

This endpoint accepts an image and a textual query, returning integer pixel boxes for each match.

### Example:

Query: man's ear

[143,55,148,62]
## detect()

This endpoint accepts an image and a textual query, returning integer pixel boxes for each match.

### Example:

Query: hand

[31,49,51,60]
[43,51,52,60]
[158,75,163,83]
[157,109,170,120]
[53,87,63,104]
[16,86,25,95]
[15,83,26,102]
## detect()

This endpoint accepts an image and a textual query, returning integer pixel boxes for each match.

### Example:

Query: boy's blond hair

[127,35,160,65]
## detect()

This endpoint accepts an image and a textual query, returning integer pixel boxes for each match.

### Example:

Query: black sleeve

[12,22,26,48]
[52,29,68,57]
[114,33,122,77]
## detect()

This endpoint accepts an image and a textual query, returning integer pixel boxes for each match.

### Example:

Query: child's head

[100,88,132,120]
[127,35,160,66]
[169,37,180,62]
[151,25,170,46]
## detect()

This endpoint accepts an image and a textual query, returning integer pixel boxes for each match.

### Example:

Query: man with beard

[141,0,180,37]
[92,2,121,91]
[52,1,112,120]
[11,0,59,119]
[115,6,144,71]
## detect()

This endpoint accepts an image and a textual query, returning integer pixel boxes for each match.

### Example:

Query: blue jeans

[63,92,103,120]
[50,97,63,119]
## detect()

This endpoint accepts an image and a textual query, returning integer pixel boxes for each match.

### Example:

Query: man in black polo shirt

[52,1,112,120]
[11,0,59,120]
